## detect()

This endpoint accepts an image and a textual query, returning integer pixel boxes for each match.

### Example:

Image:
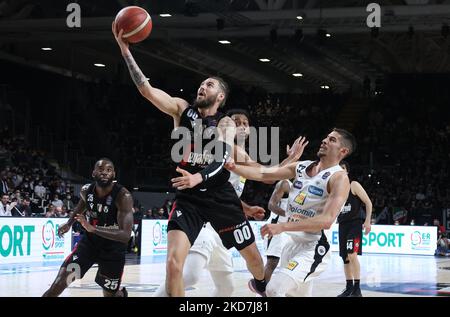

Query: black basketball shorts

[338,219,363,262]
[62,235,126,293]
[168,182,255,250]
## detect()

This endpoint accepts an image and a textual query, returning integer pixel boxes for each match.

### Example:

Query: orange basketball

[114,6,152,44]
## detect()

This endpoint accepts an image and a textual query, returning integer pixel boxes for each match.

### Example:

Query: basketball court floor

[2,252,450,297]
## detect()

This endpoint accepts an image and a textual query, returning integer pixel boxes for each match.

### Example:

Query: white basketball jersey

[269,180,292,224]
[229,171,246,198]
[286,160,344,241]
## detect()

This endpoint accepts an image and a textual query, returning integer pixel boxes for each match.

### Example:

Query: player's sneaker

[248,279,266,297]
[337,286,353,297]
[349,287,362,297]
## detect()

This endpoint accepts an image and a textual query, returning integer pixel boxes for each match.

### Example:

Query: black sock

[354,279,360,289]
[346,279,354,289]
[254,278,266,292]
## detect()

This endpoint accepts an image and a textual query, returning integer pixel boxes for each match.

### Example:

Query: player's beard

[94,176,113,188]
[193,93,217,109]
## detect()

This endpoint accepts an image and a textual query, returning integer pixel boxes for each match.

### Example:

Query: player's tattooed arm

[123,53,147,87]
[123,53,188,118]
[92,188,134,244]
[113,21,187,117]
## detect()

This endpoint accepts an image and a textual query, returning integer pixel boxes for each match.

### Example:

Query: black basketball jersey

[84,182,123,227]
[176,106,230,191]
[337,189,362,223]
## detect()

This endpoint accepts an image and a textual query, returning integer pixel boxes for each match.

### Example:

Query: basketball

[114,6,152,44]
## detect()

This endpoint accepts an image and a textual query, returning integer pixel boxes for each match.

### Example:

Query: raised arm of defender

[112,22,188,119]
[233,136,308,168]
[261,172,350,237]
[226,161,297,183]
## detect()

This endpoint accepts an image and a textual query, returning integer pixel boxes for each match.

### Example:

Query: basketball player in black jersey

[113,25,270,297]
[42,158,133,297]
[336,161,373,297]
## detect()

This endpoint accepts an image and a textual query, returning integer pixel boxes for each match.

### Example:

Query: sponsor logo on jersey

[176,210,182,217]
[289,206,316,218]
[341,204,351,214]
[106,195,112,206]
[293,180,303,189]
[288,213,303,222]
[286,260,299,271]
[317,246,326,256]
[308,185,324,196]
[187,151,214,166]
[322,171,331,180]
[294,192,307,205]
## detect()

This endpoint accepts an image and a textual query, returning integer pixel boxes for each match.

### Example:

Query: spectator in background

[34,180,46,198]
[21,181,32,196]
[15,197,31,217]
[0,172,9,195]
[11,189,22,203]
[0,194,14,216]
[58,205,69,218]
[144,209,153,219]
[45,204,56,218]
[51,194,63,210]
[8,197,21,216]
[153,207,165,219]
[62,193,74,211]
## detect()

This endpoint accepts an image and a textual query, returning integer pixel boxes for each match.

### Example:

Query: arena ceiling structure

[1,0,450,93]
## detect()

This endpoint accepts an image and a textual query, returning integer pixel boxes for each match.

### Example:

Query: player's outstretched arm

[227,161,296,183]
[281,136,309,166]
[112,22,188,118]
